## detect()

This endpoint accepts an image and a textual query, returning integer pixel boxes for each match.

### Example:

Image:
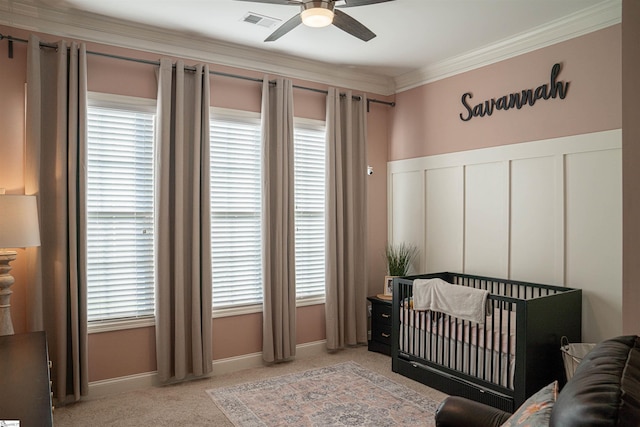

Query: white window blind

[210,111,262,308]
[87,100,155,322]
[294,120,326,299]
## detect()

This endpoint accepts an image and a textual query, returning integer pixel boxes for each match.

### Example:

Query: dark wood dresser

[367,295,392,356]
[0,331,53,426]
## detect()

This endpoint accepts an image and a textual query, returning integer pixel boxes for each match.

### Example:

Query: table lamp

[0,194,41,335]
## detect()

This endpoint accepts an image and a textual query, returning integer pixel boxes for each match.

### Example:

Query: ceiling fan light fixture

[301,7,334,27]
[301,1,335,28]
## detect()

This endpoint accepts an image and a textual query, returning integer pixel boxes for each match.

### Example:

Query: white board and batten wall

[388,129,622,343]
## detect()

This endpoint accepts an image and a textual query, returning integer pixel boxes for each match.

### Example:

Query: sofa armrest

[435,396,512,427]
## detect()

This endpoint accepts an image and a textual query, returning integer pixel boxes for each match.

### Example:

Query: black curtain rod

[0,33,396,110]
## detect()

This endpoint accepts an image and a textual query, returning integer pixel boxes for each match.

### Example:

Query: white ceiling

[0,0,620,94]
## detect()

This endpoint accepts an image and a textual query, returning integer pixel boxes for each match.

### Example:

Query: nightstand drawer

[371,323,392,345]
[372,304,392,326]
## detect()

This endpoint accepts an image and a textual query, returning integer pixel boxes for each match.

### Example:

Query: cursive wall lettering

[459,63,569,122]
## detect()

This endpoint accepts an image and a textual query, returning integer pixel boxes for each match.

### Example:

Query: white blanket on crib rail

[412,278,490,324]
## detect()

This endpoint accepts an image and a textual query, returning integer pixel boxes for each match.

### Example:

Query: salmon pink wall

[622,1,640,335]
[0,23,390,383]
[390,25,621,160]
[210,305,328,362]
[89,304,327,382]
[88,327,157,380]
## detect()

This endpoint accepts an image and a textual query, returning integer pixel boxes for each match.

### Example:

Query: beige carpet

[53,346,447,426]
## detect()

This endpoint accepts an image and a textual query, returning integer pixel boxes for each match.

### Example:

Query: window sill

[88,316,155,334]
[88,297,326,332]
[212,296,325,318]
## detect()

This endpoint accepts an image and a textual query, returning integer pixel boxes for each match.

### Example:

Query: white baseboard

[210,339,327,375]
[87,340,327,399]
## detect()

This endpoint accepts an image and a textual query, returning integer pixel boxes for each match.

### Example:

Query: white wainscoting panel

[510,156,562,284]
[387,129,622,342]
[464,162,510,278]
[389,170,425,273]
[425,167,464,273]
[565,149,622,343]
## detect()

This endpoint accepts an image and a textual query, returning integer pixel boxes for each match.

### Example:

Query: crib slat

[505,301,511,388]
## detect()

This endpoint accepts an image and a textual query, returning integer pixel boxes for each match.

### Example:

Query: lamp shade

[0,195,41,248]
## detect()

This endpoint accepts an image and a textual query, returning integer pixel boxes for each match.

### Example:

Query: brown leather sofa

[434,335,640,427]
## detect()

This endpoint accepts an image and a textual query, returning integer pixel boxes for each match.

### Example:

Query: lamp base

[0,250,17,336]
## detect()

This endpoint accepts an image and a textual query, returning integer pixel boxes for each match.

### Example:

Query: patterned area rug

[207,361,439,426]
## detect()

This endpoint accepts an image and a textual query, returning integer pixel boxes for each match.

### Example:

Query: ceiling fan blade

[332,9,376,41]
[265,13,303,41]
[234,0,300,4]
[337,0,395,7]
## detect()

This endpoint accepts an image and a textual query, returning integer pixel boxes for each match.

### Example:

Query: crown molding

[0,0,396,96]
[0,0,620,96]
[394,0,622,93]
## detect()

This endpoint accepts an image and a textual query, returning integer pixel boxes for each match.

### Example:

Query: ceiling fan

[235,0,395,42]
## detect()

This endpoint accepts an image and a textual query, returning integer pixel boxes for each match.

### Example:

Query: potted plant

[382,243,418,298]
[385,242,418,276]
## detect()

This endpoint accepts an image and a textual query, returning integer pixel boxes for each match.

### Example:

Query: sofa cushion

[500,381,557,426]
[550,335,640,427]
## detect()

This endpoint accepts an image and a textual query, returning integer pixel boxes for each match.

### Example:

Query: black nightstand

[367,295,392,356]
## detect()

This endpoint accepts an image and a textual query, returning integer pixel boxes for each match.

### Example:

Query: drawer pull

[381,313,390,318]
[381,333,390,338]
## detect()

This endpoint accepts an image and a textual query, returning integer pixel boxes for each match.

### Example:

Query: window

[210,110,262,309]
[86,97,324,320]
[87,94,156,323]
[294,120,326,299]
[210,111,326,310]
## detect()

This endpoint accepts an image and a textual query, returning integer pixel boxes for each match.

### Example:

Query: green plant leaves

[384,243,418,276]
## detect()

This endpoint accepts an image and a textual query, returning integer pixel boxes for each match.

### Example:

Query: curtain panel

[261,77,297,363]
[325,88,369,350]
[25,35,89,404]
[155,59,213,382]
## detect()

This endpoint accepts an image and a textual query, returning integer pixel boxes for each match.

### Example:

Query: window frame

[209,107,264,317]
[87,92,157,333]
[210,110,327,319]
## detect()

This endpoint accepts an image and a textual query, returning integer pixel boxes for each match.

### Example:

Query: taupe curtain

[325,88,368,350]
[155,59,213,382]
[25,35,89,404]
[261,76,296,363]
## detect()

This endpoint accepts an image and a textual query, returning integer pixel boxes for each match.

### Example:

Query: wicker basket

[561,336,596,381]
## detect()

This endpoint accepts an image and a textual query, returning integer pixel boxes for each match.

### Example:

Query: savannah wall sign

[459,63,570,122]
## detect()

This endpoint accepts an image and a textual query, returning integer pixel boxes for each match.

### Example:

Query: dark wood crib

[391,272,582,412]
